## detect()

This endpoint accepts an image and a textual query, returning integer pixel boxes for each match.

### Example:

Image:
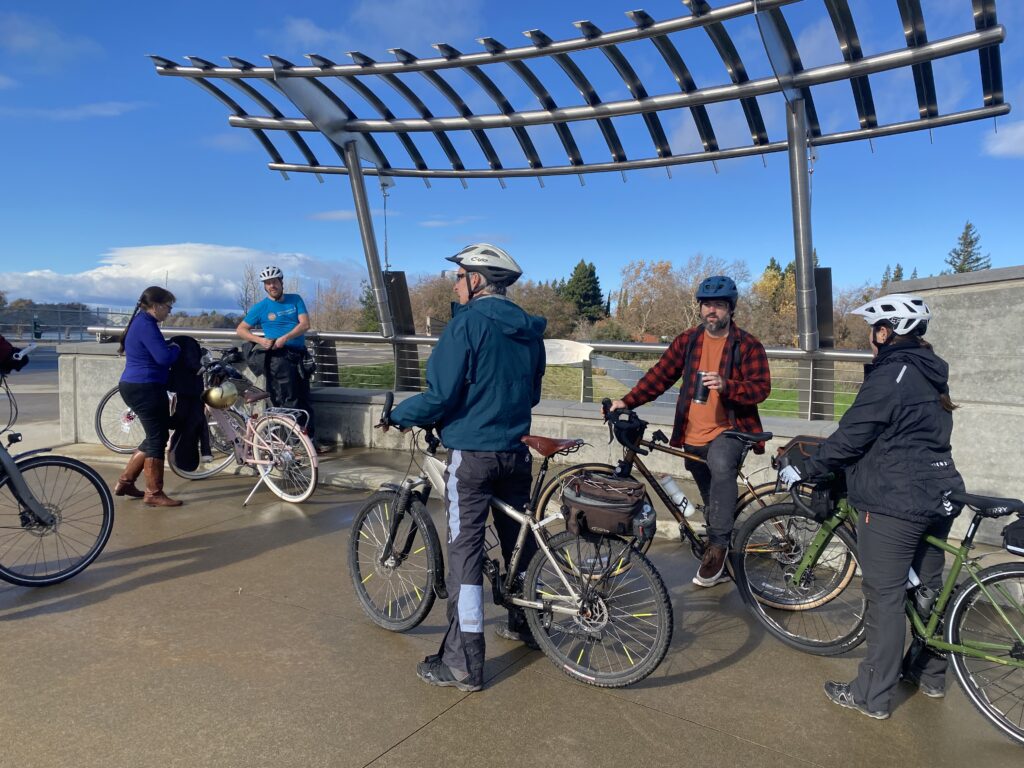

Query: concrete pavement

[1,437,1022,766]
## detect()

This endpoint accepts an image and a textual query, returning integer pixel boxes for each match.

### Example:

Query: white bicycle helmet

[259,265,284,282]
[445,243,523,288]
[852,293,931,336]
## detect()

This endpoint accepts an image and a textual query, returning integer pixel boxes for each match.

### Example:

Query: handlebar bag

[1003,517,1024,557]
[561,472,646,536]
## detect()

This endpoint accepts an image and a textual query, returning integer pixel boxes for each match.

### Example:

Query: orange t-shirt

[683,333,731,446]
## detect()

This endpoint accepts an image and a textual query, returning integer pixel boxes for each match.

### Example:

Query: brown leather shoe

[692,543,729,587]
[115,451,146,499]
[143,457,183,507]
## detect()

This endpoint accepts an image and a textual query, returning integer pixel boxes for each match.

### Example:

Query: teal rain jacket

[390,295,546,451]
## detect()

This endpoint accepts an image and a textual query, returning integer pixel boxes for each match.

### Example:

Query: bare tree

[308,276,361,331]
[407,274,455,334]
[237,263,260,312]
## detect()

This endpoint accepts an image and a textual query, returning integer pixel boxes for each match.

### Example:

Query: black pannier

[1003,517,1024,557]
[561,471,648,537]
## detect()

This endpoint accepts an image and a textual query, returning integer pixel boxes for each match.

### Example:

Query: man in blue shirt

[237,265,323,450]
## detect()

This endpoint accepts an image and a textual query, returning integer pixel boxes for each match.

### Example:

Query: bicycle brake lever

[651,430,669,444]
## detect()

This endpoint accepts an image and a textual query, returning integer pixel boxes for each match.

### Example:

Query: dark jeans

[683,432,746,548]
[266,349,315,439]
[439,446,534,683]
[119,380,170,459]
[851,510,955,713]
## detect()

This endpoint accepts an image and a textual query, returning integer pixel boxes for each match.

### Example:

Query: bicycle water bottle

[658,475,696,517]
[905,568,936,619]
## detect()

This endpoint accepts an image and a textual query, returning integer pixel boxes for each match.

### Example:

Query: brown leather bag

[561,472,646,536]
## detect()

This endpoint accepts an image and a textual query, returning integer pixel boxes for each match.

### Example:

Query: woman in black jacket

[781,293,964,720]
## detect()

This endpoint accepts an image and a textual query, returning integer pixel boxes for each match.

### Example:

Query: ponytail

[117,286,176,355]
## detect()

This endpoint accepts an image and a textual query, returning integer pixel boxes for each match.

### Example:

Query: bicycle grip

[601,397,612,418]
[381,391,395,425]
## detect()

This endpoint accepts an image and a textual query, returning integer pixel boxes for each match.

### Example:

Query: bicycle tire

[94,385,143,454]
[168,408,244,480]
[946,562,1024,747]
[0,455,114,586]
[523,530,673,687]
[732,503,865,655]
[252,415,318,503]
[349,490,439,632]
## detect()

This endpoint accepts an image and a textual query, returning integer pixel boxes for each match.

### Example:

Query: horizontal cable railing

[87,326,871,421]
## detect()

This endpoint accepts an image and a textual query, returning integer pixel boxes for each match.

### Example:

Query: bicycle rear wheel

[524,530,672,687]
[349,490,439,631]
[0,456,114,586]
[732,504,865,655]
[94,385,143,454]
[252,415,318,503]
[946,562,1024,746]
[168,408,243,480]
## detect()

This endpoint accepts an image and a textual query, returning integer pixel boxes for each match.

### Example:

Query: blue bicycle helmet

[695,275,738,308]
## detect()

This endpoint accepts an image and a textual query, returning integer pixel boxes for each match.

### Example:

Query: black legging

[119,381,170,459]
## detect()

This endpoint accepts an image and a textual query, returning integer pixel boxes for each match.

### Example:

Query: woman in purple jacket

[114,286,182,507]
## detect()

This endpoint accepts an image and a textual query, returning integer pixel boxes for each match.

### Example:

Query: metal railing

[87,326,870,421]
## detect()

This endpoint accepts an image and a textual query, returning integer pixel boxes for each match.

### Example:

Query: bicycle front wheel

[349,490,440,632]
[168,408,244,480]
[252,415,318,502]
[0,456,114,586]
[946,562,1024,746]
[732,503,865,655]
[524,530,673,688]
[94,386,143,454]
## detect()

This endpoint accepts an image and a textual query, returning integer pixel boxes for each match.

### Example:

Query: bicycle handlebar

[13,344,36,361]
[600,397,649,456]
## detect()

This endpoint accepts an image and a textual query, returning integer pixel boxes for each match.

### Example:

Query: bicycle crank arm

[508,596,582,618]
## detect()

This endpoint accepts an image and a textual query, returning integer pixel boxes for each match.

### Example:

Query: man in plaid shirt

[611,275,771,587]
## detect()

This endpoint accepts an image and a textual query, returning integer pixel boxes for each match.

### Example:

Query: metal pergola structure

[152,0,1008,353]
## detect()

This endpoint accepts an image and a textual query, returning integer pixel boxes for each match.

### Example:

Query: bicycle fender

[12,447,53,461]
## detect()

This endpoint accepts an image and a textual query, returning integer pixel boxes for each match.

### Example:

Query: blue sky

[1,0,1021,312]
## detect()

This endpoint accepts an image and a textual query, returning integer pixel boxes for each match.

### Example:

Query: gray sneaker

[901,671,945,698]
[824,681,889,720]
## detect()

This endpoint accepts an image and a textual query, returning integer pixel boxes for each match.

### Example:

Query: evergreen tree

[881,265,892,287]
[765,257,782,276]
[911,267,918,280]
[356,280,379,332]
[945,220,991,273]
[892,264,904,282]
[561,260,606,321]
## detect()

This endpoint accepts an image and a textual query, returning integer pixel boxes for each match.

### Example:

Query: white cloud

[983,122,1024,158]
[795,18,840,70]
[200,132,255,152]
[0,244,366,311]
[0,12,101,69]
[419,215,482,228]
[309,208,388,221]
[0,101,147,121]
[0,73,16,89]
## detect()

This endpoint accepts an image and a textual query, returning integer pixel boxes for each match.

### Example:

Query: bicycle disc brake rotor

[573,594,610,634]
[19,503,60,536]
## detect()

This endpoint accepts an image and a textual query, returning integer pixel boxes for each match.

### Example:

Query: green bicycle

[732,485,1024,746]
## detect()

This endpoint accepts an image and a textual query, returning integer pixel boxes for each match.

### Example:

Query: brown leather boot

[143,457,182,507]
[115,451,146,498]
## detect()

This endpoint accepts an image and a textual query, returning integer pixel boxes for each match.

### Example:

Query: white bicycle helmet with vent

[445,243,523,288]
[259,265,284,282]
[852,293,931,336]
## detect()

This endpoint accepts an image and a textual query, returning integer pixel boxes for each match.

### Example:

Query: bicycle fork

[0,443,57,527]
[379,479,448,600]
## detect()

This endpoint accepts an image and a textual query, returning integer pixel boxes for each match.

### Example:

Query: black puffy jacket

[803,342,965,522]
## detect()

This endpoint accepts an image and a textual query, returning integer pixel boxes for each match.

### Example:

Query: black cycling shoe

[416,656,482,692]
[824,681,889,720]
[494,612,540,650]
[901,671,945,698]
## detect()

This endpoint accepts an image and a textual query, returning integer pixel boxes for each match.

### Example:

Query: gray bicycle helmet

[259,265,284,282]
[445,243,523,288]
[695,275,738,307]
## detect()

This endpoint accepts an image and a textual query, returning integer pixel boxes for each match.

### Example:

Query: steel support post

[343,141,395,339]
[787,98,818,353]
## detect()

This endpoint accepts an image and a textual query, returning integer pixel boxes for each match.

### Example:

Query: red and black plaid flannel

[622,323,771,452]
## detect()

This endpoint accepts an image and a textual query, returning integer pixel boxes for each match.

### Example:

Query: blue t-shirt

[244,294,308,350]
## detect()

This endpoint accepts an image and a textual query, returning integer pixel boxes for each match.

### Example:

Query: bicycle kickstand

[242,472,271,506]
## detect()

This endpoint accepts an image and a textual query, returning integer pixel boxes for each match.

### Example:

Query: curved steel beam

[627,10,718,152]
[262,103,1010,179]
[684,0,769,145]
[759,8,821,137]
[306,53,428,172]
[348,50,467,177]
[824,0,877,129]
[391,47,503,171]
[152,0,798,80]
[525,29,627,163]
[225,27,1004,134]
[149,55,287,171]
[434,43,542,169]
[479,36,584,167]
[575,20,671,158]
[973,0,1004,106]
[897,0,939,118]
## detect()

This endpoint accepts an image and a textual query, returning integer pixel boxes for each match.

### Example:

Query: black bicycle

[0,344,114,586]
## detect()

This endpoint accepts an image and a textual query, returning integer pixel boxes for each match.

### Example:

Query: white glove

[779,464,802,489]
